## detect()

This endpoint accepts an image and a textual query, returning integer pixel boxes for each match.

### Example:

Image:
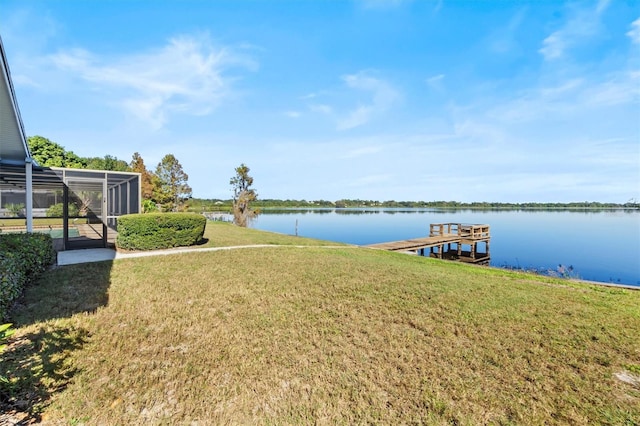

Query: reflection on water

[251,208,640,287]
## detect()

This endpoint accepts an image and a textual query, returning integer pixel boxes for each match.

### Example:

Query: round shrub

[116,213,206,251]
[46,203,79,218]
[0,233,55,320]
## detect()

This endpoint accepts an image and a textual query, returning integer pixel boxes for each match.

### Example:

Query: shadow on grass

[0,261,113,422]
[195,237,209,246]
[0,325,88,423]
[10,261,113,326]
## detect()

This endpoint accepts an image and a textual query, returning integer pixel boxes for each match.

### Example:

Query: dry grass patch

[1,228,639,424]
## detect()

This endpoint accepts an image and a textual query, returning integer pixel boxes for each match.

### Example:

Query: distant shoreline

[188,198,640,211]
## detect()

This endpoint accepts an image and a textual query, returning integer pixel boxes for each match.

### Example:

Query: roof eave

[0,34,31,161]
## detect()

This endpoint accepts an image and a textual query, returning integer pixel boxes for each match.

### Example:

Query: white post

[25,157,33,232]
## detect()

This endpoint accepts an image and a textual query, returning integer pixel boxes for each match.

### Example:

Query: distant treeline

[187,198,639,211]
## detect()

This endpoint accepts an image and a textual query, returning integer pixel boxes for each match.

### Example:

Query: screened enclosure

[0,165,140,250]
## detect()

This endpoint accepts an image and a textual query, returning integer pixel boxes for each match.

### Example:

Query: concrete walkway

[56,244,351,266]
[57,248,116,265]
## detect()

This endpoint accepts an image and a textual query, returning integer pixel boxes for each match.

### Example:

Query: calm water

[251,208,640,287]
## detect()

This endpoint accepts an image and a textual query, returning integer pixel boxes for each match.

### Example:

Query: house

[0,34,34,232]
[0,35,141,250]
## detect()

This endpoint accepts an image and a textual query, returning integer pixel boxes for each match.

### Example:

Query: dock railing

[430,223,490,240]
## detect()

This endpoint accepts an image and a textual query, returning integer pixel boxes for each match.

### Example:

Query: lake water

[250,208,640,287]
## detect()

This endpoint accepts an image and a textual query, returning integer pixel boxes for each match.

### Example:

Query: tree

[154,154,192,212]
[27,135,86,168]
[85,155,129,171]
[230,163,258,227]
[129,152,156,201]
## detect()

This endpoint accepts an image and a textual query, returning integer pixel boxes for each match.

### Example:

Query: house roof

[0,164,140,192]
[0,34,31,167]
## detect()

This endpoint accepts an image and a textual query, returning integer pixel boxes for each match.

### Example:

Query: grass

[198,220,347,248]
[0,218,65,229]
[1,222,639,424]
[0,218,90,233]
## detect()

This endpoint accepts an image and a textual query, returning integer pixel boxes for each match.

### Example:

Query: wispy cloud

[11,74,41,89]
[300,92,322,100]
[583,71,640,107]
[539,0,610,61]
[284,111,301,118]
[483,71,638,124]
[357,0,412,10]
[337,72,399,130]
[426,74,445,91]
[628,17,640,45]
[309,104,333,114]
[488,7,527,54]
[340,145,384,159]
[48,33,255,129]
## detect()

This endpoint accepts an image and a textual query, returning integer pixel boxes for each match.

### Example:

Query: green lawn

[1,222,639,424]
[199,220,348,248]
[0,218,65,229]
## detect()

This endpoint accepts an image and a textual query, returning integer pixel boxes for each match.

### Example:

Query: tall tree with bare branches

[230,163,257,227]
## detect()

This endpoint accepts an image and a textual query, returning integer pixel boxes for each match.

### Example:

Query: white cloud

[337,72,399,130]
[539,0,610,61]
[48,33,254,129]
[628,18,640,45]
[426,74,445,91]
[488,7,527,54]
[539,33,565,61]
[340,146,384,159]
[595,0,611,14]
[338,105,375,130]
[357,0,411,9]
[484,71,639,124]
[284,111,301,118]
[11,74,41,89]
[309,104,333,114]
[583,71,640,106]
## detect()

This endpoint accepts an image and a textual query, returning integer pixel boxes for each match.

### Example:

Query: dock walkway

[367,223,491,264]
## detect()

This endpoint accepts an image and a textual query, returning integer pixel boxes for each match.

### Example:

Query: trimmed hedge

[0,233,56,320]
[116,213,207,251]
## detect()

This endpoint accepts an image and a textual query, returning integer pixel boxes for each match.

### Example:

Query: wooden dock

[367,223,491,264]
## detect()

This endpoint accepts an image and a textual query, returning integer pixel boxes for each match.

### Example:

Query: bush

[142,199,158,213]
[0,323,15,383]
[46,203,79,218]
[0,233,55,320]
[5,203,25,218]
[116,213,206,251]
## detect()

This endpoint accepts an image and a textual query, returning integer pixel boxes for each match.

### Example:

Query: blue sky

[2,0,639,202]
